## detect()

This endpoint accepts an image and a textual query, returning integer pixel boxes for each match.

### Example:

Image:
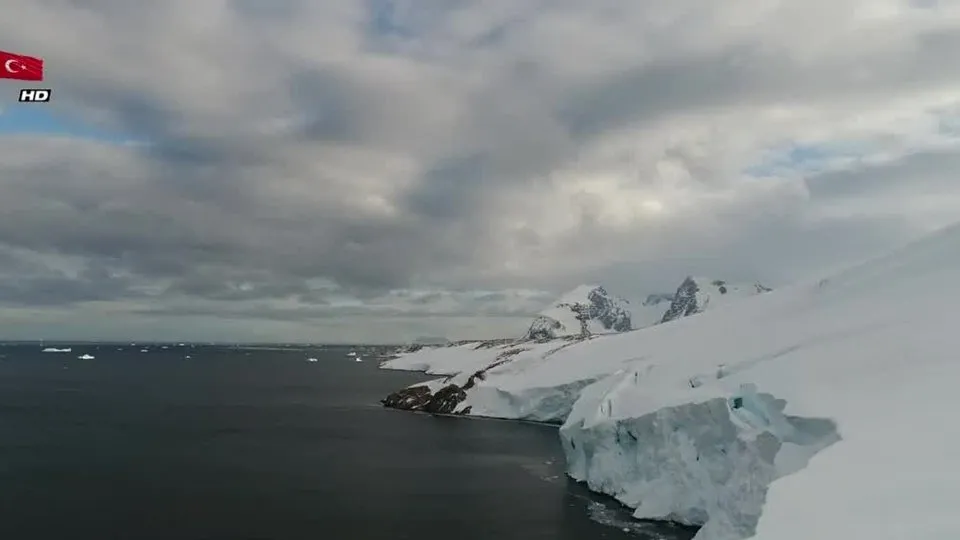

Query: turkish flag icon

[0,50,43,81]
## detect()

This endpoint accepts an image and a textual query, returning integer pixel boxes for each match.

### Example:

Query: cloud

[1,0,960,341]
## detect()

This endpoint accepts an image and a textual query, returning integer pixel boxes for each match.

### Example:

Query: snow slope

[555,225,960,539]
[659,277,770,323]
[381,278,763,379]
[633,292,677,327]
[380,341,501,375]
[381,223,960,539]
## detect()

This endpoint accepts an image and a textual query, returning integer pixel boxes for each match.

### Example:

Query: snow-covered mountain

[381,276,763,373]
[379,222,960,539]
[525,284,631,340]
[629,292,677,328]
[660,276,771,323]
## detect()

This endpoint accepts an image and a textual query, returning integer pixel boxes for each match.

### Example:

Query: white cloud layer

[1,0,959,342]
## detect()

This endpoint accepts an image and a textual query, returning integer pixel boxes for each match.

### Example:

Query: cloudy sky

[1,0,959,343]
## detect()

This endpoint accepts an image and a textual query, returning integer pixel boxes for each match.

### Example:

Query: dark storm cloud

[0,259,142,307]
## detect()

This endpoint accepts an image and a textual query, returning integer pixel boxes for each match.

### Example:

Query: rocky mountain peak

[660,276,771,323]
[525,285,632,341]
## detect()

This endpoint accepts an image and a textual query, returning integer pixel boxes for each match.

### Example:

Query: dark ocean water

[0,343,693,540]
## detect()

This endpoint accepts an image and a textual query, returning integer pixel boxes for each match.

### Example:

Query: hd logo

[18,88,51,102]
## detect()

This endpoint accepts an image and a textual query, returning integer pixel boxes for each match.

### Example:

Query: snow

[41,347,71,353]
[632,293,676,327]
[381,277,762,378]
[658,277,770,323]
[379,222,960,539]
[381,341,500,374]
[527,284,632,339]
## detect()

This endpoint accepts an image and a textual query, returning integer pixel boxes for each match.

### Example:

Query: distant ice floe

[307,357,319,362]
[140,349,148,353]
[347,351,357,357]
[42,347,71,353]
[77,354,95,360]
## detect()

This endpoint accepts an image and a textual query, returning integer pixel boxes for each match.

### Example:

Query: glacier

[380,225,960,539]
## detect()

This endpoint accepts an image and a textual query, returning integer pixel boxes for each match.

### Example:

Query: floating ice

[41,347,71,353]
[77,354,95,360]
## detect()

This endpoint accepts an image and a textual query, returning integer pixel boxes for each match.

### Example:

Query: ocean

[0,343,694,540]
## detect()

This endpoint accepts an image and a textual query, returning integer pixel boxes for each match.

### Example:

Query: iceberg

[41,347,71,353]
[379,223,960,539]
[76,354,95,360]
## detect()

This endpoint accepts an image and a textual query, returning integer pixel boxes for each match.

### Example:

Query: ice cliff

[382,231,960,540]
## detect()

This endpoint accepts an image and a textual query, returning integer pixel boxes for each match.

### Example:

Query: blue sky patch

[365,0,411,38]
[745,141,872,178]
[0,104,134,144]
[938,114,960,137]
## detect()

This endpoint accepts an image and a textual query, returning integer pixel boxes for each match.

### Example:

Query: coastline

[373,225,960,540]
[377,351,700,538]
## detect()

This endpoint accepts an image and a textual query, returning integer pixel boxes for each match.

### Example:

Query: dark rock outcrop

[381,385,432,410]
[382,383,469,414]
[382,346,529,414]
[423,384,467,414]
[527,315,564,341]
[660,277,772,323]
[587,286,632,332]
[661,276,702,323]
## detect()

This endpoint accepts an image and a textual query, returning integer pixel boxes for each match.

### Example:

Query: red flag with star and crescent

[0,50,43,81]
